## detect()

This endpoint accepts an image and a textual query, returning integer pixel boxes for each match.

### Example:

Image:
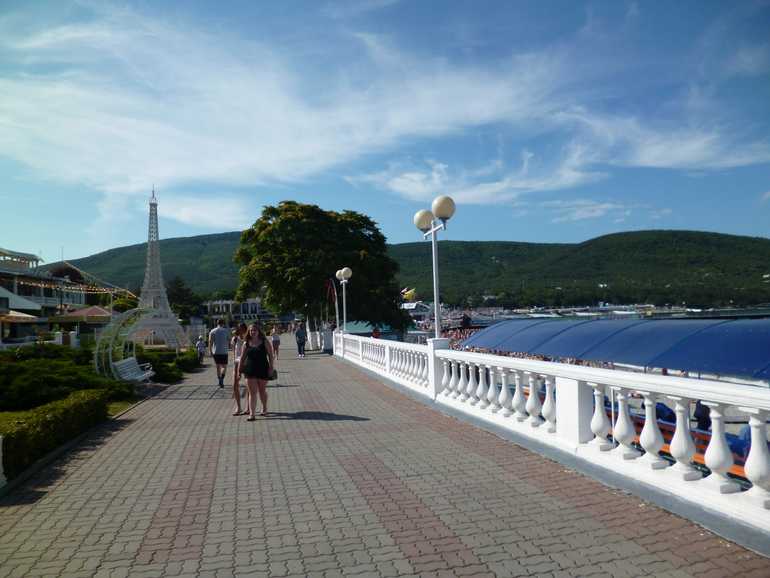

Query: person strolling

[231,323,248,415]
[270,325,281,358]
[294,323,307,358]
[239,322,275,420]
[208,318,230,387]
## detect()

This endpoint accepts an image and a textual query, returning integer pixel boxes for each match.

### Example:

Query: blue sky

[2,0,770,262]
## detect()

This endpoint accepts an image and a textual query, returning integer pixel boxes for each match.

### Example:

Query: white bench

[112,358,155,382]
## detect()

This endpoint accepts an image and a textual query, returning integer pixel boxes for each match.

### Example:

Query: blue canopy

[461,317,770,380]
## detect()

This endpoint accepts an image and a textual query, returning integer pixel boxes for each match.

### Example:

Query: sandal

[247,416,256,422]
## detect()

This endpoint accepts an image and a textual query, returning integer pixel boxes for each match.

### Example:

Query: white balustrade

[476,365,489,408]
[498,367,512,417]
[525,373,544,427]
[511,370,527,422]
[542,376,556,433]
[637,392,668,470]
[589,382,613,451]
[457,362,468,401]
[336,334,770,533]
[742,409,770,509]
[611,387,641,460]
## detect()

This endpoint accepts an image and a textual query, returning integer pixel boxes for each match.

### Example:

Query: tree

[235,201,408,330]
[112,294,138,313]
[166,276,201,323]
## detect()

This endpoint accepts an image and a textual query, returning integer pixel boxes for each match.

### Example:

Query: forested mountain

[56,230,770,307]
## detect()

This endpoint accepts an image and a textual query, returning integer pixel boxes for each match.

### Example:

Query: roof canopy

[0,286,42,312]
[461,317,770,380]
[0,247,41,262]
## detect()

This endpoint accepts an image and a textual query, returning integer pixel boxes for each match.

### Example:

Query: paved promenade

[1,351,769,578]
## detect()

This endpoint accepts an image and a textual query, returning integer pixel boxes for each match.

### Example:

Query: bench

[112,357,155,382]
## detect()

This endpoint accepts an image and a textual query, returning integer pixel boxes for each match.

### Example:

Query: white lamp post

[335,267,352,332]
[414,195,456,339]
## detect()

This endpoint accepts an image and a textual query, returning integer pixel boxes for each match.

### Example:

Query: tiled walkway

[1,352,769,577]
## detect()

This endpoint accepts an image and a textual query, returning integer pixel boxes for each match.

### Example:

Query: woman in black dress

[239,322,275,420]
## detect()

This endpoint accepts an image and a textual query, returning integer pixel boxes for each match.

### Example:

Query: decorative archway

[93,308,147,379]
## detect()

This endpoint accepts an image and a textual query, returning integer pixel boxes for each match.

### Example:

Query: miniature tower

[139,188,173,312]
[134,188,187,348]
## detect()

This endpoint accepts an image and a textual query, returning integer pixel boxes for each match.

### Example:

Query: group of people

[193,320,310,420]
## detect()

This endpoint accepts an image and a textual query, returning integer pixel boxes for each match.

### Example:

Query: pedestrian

[195,335,206,364]
[208,318,230,387]
[239,322,275,420]
[270,325,281,357]
[231,323,248,415]
[294,322,307,357]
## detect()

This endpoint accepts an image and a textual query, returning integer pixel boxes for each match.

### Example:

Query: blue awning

[461,317,770,380]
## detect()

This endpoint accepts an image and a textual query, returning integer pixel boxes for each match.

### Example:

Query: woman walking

[239,322,275,420]
[230,323,248,415]
[270,325,281,357]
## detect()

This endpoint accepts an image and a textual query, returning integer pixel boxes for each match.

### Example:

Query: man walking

[294,322,307,358]
[209,318,229,387]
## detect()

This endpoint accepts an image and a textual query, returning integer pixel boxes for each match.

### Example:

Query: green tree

[235,201,408,330]
[112,294,138,313]
[166,276,201,322]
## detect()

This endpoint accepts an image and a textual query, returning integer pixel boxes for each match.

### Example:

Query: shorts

[213,354,228,365]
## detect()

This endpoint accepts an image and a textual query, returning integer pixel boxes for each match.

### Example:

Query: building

[205,297,271,324]
[0,248,86,316]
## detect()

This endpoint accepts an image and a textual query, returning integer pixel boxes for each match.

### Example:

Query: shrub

[174,348,201,372]
[0,350,133,411]
[0,389,109,480]
[151,363,183,384]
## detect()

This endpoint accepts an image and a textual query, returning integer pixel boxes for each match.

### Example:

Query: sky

[2,0,770,262]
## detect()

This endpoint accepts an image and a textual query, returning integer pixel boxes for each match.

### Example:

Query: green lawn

[107,397,144,417]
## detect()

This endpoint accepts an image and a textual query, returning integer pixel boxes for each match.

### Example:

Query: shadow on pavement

[259,411,369,422]
[0,417,134,506]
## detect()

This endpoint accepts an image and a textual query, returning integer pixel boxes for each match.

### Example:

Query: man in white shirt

[208,318,230,387]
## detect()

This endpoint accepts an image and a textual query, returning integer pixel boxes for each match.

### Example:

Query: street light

[414,195,456,339]
[335,267,352,332]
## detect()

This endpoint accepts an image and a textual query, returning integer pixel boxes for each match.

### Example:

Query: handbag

[268,368,278,381]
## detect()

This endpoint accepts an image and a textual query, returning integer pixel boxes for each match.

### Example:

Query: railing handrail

[345,334,428,354]
[436,348,770,411]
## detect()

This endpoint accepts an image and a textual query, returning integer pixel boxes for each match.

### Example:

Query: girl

[270,325,281,357]
[231,323,248,415]
[239,322,275,420]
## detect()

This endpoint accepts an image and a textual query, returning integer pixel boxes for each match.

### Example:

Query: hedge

[0,389,109,480]
[135,347,200,384]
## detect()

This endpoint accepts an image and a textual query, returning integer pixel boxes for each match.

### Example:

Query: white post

[431,227,441,339]
[426,338,449,400]
[342,281,347,333]
[557,378,594,446]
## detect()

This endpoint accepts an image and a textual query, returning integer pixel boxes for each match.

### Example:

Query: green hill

[57,230,770,307]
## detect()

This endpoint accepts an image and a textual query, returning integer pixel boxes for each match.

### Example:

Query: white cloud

[0,1,768,217]
[761,191,770,203]
[156,196,254,229]
[543,199,631,223]
[725,44,770,77]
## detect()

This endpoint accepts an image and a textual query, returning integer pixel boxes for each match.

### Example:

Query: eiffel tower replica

[133,188,187,348]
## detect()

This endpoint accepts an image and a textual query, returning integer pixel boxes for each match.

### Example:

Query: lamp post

[414,195,456,339]
[335,267,352,332]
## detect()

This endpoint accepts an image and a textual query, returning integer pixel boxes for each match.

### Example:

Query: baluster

[498,367,512,417]
[541,375,556,433]
[439,359,449,395]
[512,371,528,422]
[668,396,701,481]
[637,392,668,470]
[457,362,468,400]
[420,354,429,385]
[488,367,501,412]
[589,382,612,450]
[406,351,414,380]
[393,350,400,376]
[447,360,459,397]
[467,363,478,403]
[476,364,489,408]
[611,387,640,459]
[702,402,740,493]
[740,409,770,509]
[525,374,543,427]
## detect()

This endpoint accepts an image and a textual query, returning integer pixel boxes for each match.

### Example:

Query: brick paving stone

[1,351,769,577]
